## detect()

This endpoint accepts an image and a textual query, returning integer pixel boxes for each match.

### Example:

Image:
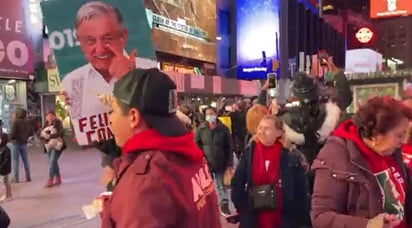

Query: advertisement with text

[370,0,412,18]
[145,0,216,63]
[0,0,34,78]
[41,0,157,145]
[236,0,280,79]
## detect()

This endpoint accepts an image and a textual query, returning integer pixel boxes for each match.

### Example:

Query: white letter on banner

[7,40,29,67]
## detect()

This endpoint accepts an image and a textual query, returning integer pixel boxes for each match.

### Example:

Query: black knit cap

[292,72,319,102]
[113,68,187,137]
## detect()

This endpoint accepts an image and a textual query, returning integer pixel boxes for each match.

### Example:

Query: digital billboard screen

[236,0,280,79]
[370,0,412,18]
[145,0,217,63]
[299,0,318,15]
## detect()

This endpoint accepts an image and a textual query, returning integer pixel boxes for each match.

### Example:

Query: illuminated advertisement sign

[236,0,280,79]
[345,48,383,74]
[370,0,412,18]
[150,13,207,41]
[299,0,318,14]
[161,62,201,75]
[145,0,216,63]
[0,0,34,78]
[355,27,374,44]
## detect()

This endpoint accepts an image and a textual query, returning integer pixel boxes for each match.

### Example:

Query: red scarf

[252,140,283,228]
[334,121,406,228]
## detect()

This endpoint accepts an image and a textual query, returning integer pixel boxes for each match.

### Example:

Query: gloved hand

[93,139,121,157]
[93,139,122,169]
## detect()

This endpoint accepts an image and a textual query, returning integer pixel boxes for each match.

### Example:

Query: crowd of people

[1,65,412,228]
[0,0,408,226]
[84,66,412,228]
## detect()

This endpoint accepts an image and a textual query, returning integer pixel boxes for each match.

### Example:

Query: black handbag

[248,183,277,210]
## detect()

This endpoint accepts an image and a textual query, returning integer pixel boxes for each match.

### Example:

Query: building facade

[374,16,412,69]
[0,0,41,133]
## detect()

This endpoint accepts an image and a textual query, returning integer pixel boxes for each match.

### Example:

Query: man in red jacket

[100,68,221,228]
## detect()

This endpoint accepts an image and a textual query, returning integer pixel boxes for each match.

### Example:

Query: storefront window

[0,80,27,133]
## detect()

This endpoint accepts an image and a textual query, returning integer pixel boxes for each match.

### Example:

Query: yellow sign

[47,68,62,92]
[272,60,279,71]
[218,116,232,134]
[162,62,197,75]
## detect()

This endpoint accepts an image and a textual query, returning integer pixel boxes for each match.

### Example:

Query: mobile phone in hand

[318,51,328,66]
[267,73,277,89]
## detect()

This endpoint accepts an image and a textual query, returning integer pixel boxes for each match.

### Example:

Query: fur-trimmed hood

[283,101,341,145]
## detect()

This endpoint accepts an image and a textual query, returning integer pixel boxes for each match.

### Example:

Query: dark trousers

[233,135,245,159]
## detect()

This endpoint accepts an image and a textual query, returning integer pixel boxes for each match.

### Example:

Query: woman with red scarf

[231,115,310,228]
[311,96,412,228]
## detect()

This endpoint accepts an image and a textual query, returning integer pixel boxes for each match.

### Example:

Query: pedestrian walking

[40,111,66,187]
[9,108,32,183]
[0,133,11,201]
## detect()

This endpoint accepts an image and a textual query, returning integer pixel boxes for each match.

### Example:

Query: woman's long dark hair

[14,108,27,120]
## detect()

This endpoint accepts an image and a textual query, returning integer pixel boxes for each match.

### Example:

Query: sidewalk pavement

[3,145,101,228]
[2,145,236,228]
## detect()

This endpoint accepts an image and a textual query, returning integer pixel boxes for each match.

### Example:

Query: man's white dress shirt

[62,64,117,145]
[62,57,157,145]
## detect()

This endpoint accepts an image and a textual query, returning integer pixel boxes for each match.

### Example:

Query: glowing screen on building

[236,0,280,79]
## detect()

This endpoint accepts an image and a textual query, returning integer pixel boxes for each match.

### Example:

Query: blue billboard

[236,0,280,79]
[300,0,319,15]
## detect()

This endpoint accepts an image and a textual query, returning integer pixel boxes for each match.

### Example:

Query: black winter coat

[194,122,233,173]
[231,142,310,228]
[0,147,11,176]
[42,118,66,153]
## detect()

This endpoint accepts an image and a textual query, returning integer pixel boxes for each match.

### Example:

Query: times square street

[2,142,237,228]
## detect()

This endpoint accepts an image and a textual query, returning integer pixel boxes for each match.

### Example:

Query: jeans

[10,143,31,181]
[47,149,61,178]
[213,172,228,205]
